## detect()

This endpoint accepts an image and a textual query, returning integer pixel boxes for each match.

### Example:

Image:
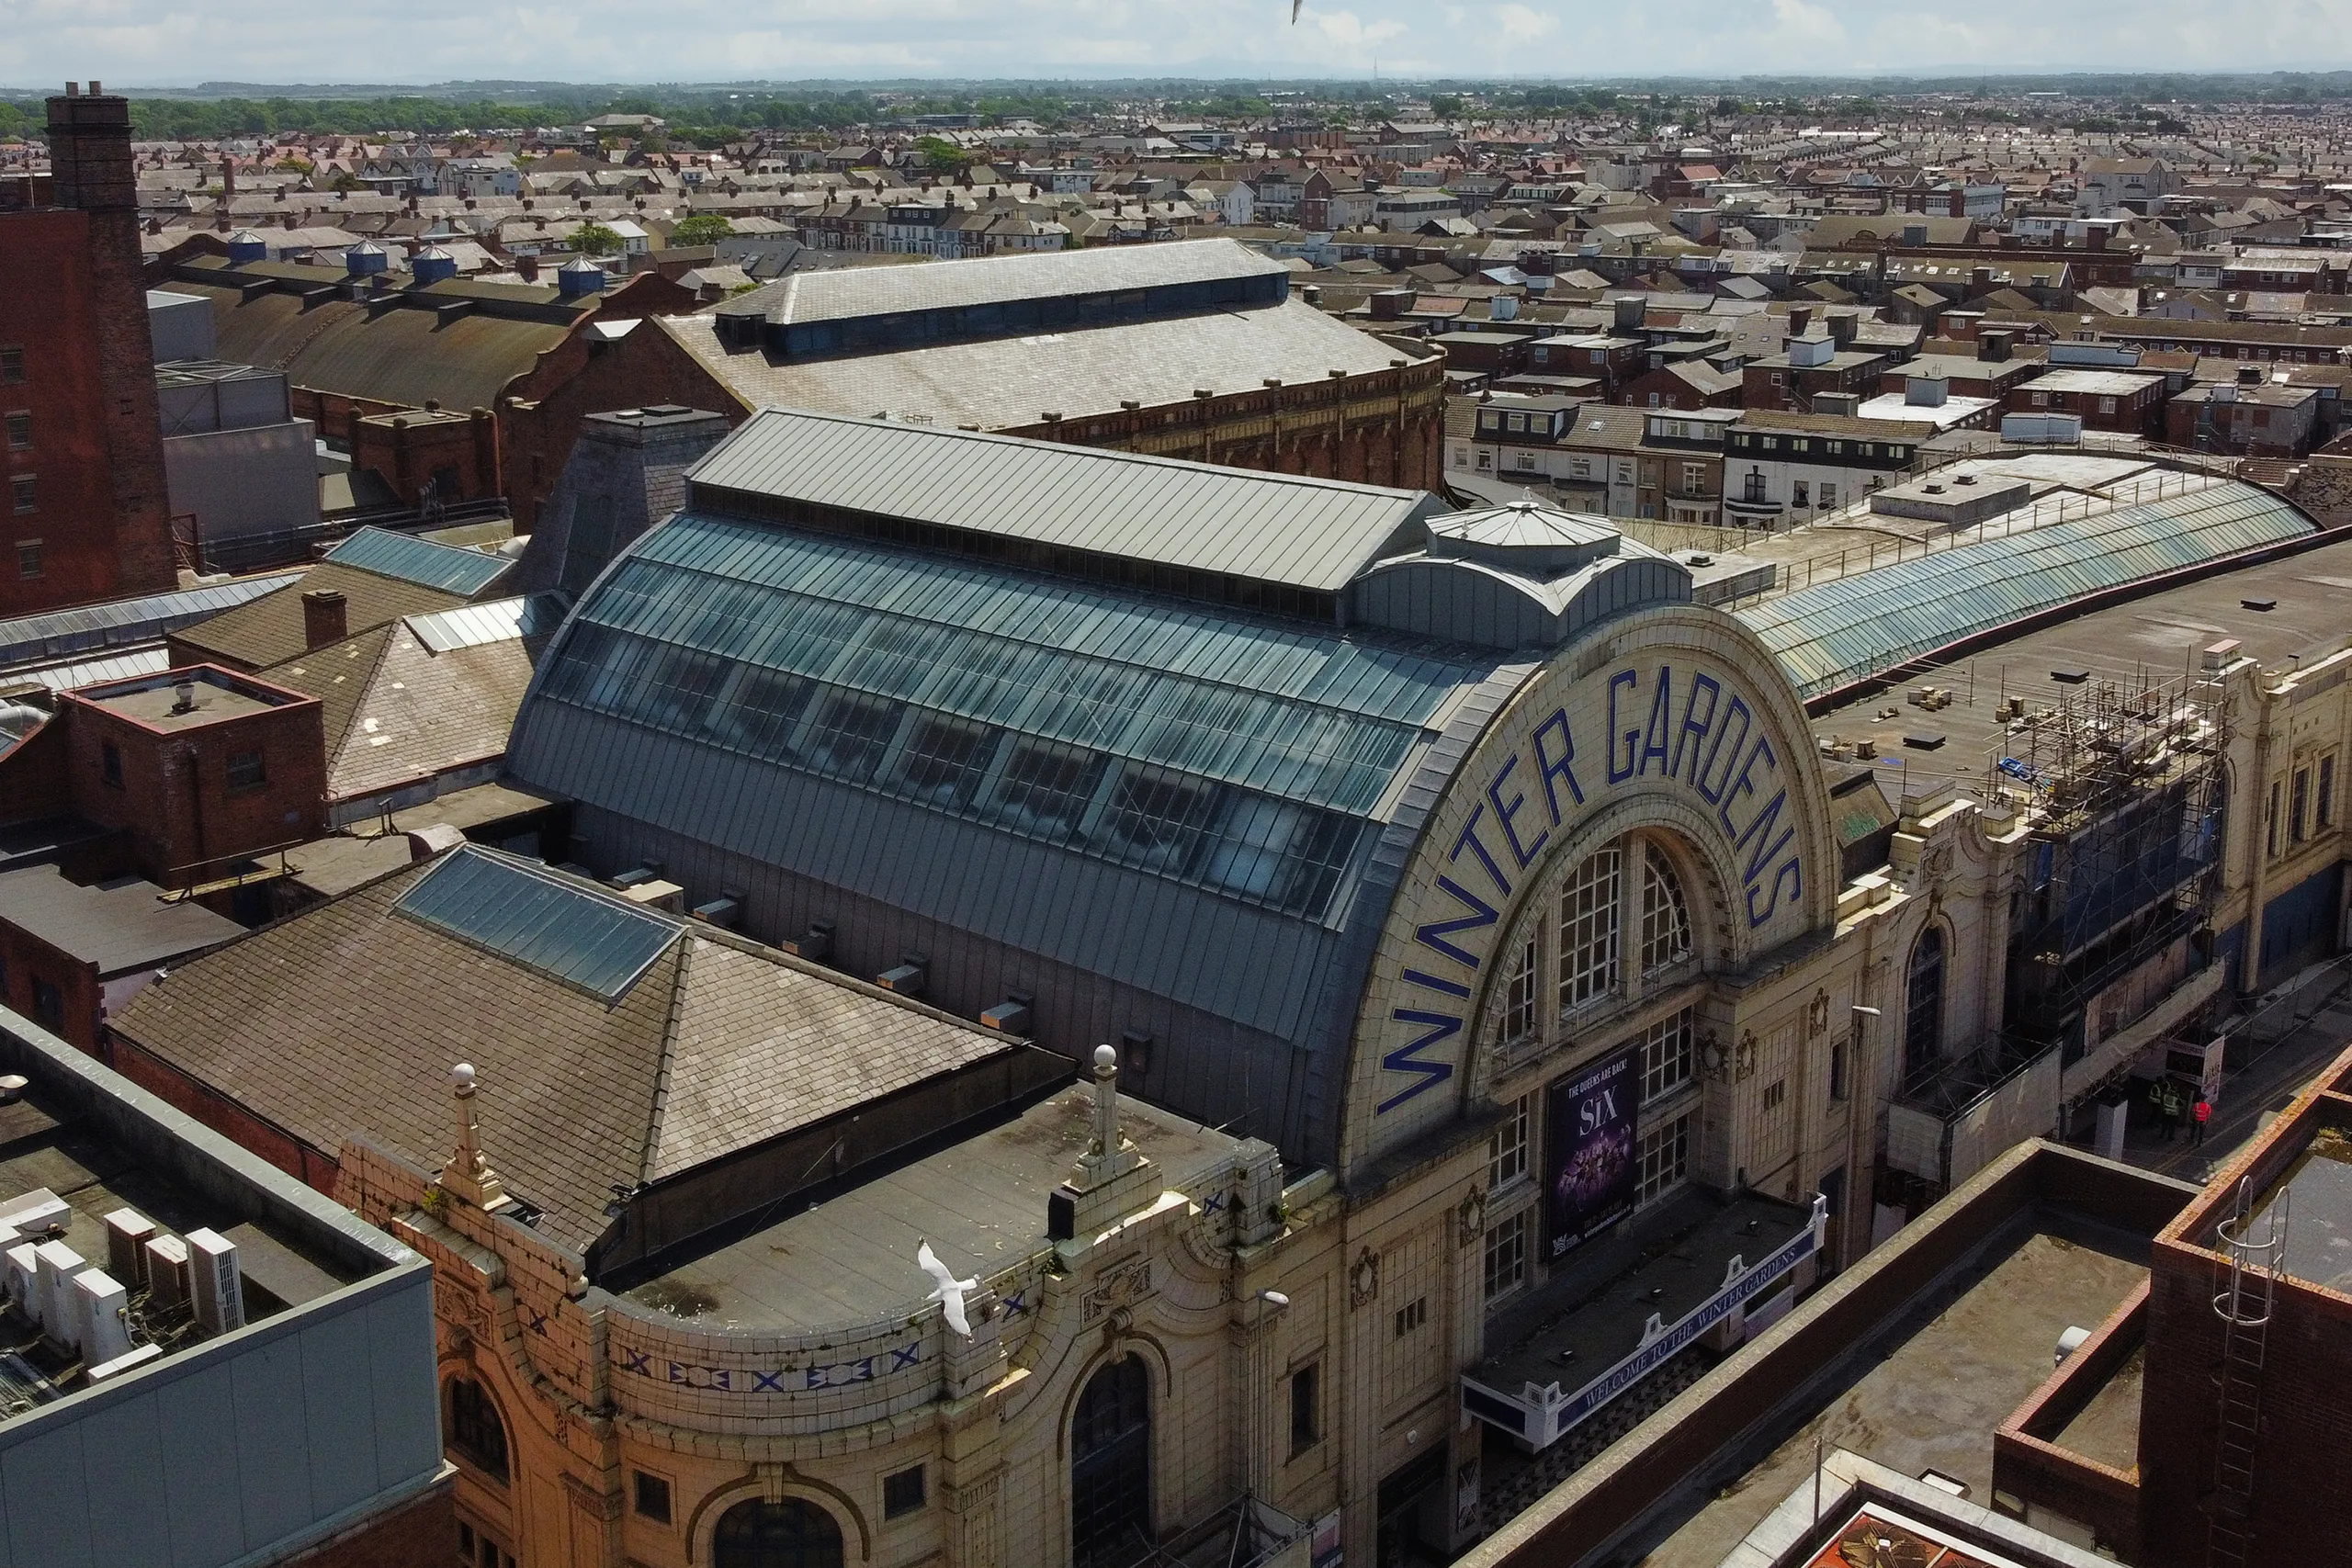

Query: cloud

[6,0,2352,85]
[1496,4,1556,42]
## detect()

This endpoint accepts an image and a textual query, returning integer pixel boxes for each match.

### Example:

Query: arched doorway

[1071,1354,1151,1565]
[443,1376,509,1484]
[711,1498,843,1568]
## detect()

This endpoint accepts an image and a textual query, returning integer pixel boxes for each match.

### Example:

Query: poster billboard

[1545,1044,1639,1260]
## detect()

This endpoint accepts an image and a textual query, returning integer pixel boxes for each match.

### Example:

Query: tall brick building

[0,85,176,615]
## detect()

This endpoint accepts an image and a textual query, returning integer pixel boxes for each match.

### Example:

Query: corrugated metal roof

[392,844,680,1004]
[529,513,1493,922]
[172,281,567,410]
[687,408,1437,594]
[326,526,514,596]
[659,299,1407,434]
[406,592,567,653]
[744,237,1285,327]
[4,646,174,693]
[0,573,301,671]
[1738,478,2315,700]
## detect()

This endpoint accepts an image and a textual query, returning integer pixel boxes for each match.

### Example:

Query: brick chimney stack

[301,589,348,649]
[44,83,176,598]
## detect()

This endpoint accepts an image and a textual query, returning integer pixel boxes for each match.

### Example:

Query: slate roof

[107,848,1021,1253]
[260,598,553,806]
[166,562,469,671]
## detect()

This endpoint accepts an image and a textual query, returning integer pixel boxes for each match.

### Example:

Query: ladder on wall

[2208,1177,2288,1568]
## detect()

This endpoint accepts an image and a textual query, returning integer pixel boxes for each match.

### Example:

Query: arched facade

[1069,1355,1153,1566]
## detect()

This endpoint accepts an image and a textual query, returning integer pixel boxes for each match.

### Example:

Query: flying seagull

[916,1239,978,1337]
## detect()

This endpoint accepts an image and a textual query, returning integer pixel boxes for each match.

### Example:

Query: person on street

[2193,1095,2211,1147]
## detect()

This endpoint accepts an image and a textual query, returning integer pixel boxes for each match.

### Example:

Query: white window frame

[1556,846,1622,1015]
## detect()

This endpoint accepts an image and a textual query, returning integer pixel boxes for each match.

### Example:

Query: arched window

[1639,844,1691,976]
[444,1376,509,1484]
[1556,846,1623,1012]
[1904,927,1946,1088]
[1071,1355,1152,1566]
[712,1499,843,1568]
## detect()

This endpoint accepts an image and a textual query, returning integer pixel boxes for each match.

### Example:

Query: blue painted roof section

[524,512,1495,922]
[325,526,513,597]
[1737,478,2314,700]
[391,844,680,1003]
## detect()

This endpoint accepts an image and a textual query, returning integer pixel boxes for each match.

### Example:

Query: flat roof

[0,1061,366,1421]
[2025,368,2165,396]
[70,666,306,732]
[1628,1214,2149,1568]
[627,1084,1238,1331]
[1476,1190,1809,1393]
[1809,531,2352,795]
[0,867,243,977]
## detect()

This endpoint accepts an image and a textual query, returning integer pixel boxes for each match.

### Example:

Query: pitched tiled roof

[167,562,469,671]
[108,851,1022,1253]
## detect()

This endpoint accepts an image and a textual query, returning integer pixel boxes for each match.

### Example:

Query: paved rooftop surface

[629,1085,1238,1331]
[1625,1213,2149,1568]
[0,866,243,976]
[0,1079,355,1340]
[2054,1343,2143,1472]
[1809,531,2352,798]
[82,670,293,730]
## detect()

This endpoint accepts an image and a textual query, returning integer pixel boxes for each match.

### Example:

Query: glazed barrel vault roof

[505,475,1533,1157]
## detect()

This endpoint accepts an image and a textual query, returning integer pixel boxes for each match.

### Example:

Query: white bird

[916,1240,978,1337]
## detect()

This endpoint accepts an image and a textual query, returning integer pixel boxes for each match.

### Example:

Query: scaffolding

[1987,665,2232,1061]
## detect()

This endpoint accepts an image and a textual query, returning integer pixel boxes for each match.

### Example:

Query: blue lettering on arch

[1413,875,1499,968]
[1379,1010,1461,1113]
[1673,673,1721,785]
[1451,806,1513,899]
[1607,669,1640,783]
[1696,694,1753,804]
[1532,708,1586,818]
[1639,666,1675,776]
[1487,754,1548,869]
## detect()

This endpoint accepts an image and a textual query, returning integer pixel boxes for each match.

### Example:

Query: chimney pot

[301,589,348,649]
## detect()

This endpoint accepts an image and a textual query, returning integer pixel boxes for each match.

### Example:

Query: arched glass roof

[1738,479,2313,701]
[528,512,1496,921]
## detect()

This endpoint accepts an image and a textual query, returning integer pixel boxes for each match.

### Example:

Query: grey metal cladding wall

[533,703,1343,1048]
[0,1267,439,1568]
[576,805,1320,1152]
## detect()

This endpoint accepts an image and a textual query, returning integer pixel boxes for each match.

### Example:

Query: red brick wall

[0,709,72,827]
[0,918,102,1049]
[34,93,175,605]
[106,1029,345,1193]
[278,1475,456,1566]
[0,209,130,616]
[59,675,326,882]
[354,408,500,506]
[499,305,736,534]
[2137,1094,2352,1568]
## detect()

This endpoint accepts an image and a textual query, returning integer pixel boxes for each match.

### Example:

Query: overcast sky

[8,0,2350,91]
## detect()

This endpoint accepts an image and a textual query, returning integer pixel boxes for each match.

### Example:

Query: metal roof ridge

[714,405,1430,502]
